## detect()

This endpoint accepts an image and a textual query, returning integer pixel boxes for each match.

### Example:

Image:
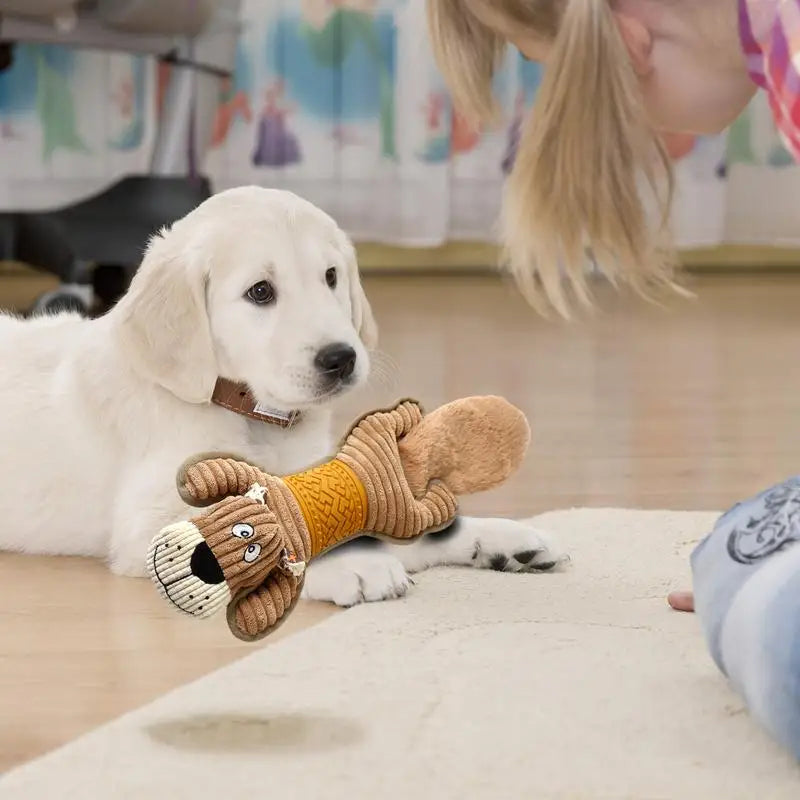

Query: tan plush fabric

[337,401,457,539]
[176,476,313,641]
[397,396,531,496]
[178,455,269,507]
[194,496,285,596]
[224,477,313,641]
[155,397,529,641]
[228,570,302,640]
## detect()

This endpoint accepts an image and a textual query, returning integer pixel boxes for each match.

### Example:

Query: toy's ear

[342,234,378,350]
[177,452,270,507]
[226,572,304,642]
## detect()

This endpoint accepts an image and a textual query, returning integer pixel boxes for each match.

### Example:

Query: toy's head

[147,485,301,620]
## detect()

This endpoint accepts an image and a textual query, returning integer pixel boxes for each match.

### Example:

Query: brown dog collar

[211,378,301,428]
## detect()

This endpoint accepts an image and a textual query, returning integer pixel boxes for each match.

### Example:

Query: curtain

[0,43,155,210]
[0,0,797,250]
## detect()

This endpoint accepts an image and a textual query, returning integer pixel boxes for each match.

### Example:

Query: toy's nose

[190,541,225,585]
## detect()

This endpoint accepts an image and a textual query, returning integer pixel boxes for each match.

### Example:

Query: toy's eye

[232,523,255,539]
[243,543,262,563]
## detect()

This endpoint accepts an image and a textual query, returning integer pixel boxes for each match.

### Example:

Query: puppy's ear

[115,226,217,403]
[343,236,378,349]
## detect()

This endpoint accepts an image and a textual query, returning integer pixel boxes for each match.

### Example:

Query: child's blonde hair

[428,0,676,316]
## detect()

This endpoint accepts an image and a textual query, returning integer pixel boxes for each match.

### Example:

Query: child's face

[510,0,756,136]
[630,5,757,135]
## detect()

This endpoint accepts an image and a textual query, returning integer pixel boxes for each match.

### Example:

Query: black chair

[0,0,240,314]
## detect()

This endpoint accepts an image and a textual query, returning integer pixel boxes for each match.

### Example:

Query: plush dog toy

[147,397,530,641]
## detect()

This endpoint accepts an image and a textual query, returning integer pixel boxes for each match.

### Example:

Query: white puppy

[0,186,560,605]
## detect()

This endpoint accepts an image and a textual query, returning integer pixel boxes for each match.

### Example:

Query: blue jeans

[692,477,800,760]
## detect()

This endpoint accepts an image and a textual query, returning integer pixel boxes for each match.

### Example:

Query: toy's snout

[147,522,232,619]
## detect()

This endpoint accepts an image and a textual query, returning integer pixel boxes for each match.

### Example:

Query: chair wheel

[30,285,93,317]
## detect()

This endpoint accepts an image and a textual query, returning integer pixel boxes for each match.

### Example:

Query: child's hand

[668,590,695,612]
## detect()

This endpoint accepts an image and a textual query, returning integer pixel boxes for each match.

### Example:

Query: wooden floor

[3,271,800,773]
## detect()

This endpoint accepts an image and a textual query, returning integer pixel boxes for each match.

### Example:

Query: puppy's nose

[190,541,225,585]
[314,343,357,381]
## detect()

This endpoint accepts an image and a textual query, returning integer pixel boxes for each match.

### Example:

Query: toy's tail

[398,396,530,496]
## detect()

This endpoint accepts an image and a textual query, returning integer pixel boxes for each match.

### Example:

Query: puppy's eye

[243,543,262,563]
[232,523,255,539]
[246,281,276,305]
[325,267,337,289]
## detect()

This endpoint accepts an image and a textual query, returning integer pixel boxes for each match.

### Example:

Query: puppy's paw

[109,548,148,578]
[469,518,567,573]
[397,516,568,575]
[302,549,411,608]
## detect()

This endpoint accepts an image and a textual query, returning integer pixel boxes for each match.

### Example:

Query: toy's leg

[393,516,565,574]
[692,478,800,760]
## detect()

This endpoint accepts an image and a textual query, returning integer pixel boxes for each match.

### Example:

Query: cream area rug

[3,509,800,799]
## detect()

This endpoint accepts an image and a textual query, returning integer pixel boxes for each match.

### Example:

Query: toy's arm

[177,454,271,507]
